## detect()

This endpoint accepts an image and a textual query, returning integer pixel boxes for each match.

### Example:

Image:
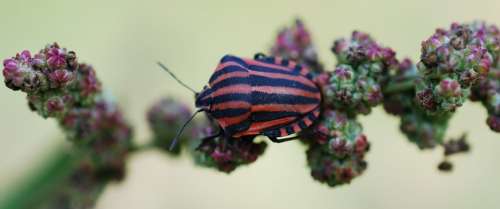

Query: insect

[158,53,321,150]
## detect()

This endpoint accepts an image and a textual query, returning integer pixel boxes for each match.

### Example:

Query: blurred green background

[0,0,499,208]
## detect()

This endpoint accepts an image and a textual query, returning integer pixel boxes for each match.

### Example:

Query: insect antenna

[169,109,204,151]
[157,62,197,94]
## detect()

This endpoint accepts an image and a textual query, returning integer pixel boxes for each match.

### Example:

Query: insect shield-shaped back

[201,54,321,142]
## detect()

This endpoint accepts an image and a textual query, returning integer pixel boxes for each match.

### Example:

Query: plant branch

[383,79,416,94]
[0,146,86,209]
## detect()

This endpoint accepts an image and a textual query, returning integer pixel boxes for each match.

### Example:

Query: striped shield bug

[158,53,322,150]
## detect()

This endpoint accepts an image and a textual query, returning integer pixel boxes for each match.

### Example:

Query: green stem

[0,146,85,209]
[383,79,416,94]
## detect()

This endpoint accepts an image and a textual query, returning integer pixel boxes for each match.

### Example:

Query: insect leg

[268,135,300,143]
[220,131,234,151]
[195,129,222,151]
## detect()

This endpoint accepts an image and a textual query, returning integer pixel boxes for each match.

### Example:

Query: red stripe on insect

[252,86,321,100]
[251,103,317,113]
[245,116,296,133]
[313,109,320,117]
[299,67,309,76]
[280,128,288,137]
[303,117,313,126]
[218,112,251,128]
[210,71,248,86]
[209,84,251,98]
[285,60,310,76]
[233,130,259,137]
[274,57,282,65]
[244,59,294,72]
[212,101,250,111]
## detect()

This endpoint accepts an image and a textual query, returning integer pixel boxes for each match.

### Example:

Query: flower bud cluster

[325,31,399,115]
[189,118,267,173]
[301,109,369,187]
[271,19,323,72]
[382,59,452,149]
[399,110,450,149]
[147,97,194,154]
[438,134,470,172]
[62,100,132,177]
[416,22,500,114]
[470,69,500,132]
[383,58,472,171]
[443,134,470,157]
[271,21,391,186]
[2,43,133,180]
[3,44,101,118]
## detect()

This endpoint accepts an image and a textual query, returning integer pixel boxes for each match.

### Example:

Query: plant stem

[383,79,416,94]
[0,146,85,209]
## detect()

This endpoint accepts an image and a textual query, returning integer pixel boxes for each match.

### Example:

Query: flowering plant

[1,19,498,209]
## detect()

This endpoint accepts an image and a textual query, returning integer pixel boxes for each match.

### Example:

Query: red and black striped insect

[158,53,321,149]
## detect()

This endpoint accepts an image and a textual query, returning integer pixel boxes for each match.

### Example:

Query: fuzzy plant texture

[2,43,133,209]
[1,19,499,209]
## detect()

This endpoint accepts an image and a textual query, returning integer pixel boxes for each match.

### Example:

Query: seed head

[271,19,323,72]
[147,97,194,154]
[417,22,500,114]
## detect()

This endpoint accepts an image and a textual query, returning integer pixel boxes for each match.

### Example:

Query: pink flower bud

[19,50,32,62]
[355,134,369,155]
[333,66,352,79]
[47,48,66,69]
[336,167,354,182]
[3,59,18,71]
[437,79,461,97]
[81,69,101,96]
[487,115,500,132]
[329,137,349,156]
[416,89,436,111]
[477,58,491,75]
[49,69,73,87]
[313,72,330,86]
[211,148,232,163]
[32,54,46,67]
[46,97,65,114]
